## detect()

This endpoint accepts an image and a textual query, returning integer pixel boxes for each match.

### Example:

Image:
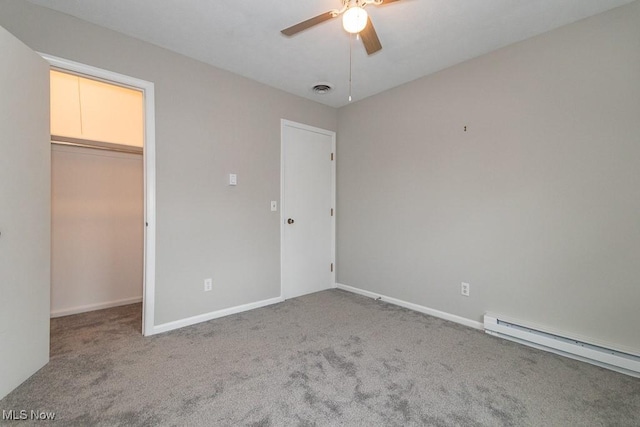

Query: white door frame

[280,119,336,299]
[40,53,157,336]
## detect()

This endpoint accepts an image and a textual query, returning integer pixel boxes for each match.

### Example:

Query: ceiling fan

[281,0,401,55]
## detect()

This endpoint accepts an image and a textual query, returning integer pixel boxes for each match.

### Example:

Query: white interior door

[281,120,335,299]
[0,26,51,399]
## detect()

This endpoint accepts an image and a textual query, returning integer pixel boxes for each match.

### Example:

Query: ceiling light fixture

[342,6,368,34]
[283,0,400,103]
[282,0,396,55]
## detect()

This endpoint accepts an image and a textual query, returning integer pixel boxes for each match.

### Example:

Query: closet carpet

[1,289,638,426]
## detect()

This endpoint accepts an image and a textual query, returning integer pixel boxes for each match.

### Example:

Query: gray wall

[0,26,50,400]
[0,0,337,326]
[51,145,143,316]
[337,1,640,354]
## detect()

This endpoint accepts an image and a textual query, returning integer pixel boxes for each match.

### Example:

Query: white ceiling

[26,0,633,108]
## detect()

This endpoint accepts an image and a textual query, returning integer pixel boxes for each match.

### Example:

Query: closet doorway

[43,55,156,335]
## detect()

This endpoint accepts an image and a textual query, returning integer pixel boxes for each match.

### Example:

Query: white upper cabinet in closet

[50,70,144,148]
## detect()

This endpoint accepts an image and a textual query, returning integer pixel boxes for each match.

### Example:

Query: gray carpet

[1,289,638,426]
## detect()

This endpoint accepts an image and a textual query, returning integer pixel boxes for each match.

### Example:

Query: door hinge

[331,153,334,161]
[330,208,334,216]
[331,263,334,272]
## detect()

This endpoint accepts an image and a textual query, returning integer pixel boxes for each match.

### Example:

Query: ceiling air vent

[312,83,333,95]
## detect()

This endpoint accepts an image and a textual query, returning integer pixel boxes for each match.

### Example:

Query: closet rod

[51,135,143,155]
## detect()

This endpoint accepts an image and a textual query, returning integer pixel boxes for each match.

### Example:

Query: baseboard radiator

[484,314,640,378]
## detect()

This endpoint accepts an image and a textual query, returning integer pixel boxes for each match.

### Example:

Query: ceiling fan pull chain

[349,33,353,102]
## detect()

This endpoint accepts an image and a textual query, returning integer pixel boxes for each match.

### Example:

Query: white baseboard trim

[335,283,483,330]
[51,296,143,318]
[150,296,285,335]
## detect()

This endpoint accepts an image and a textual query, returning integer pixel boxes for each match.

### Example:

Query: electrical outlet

[204,278,213,292]
[461,282,470,297]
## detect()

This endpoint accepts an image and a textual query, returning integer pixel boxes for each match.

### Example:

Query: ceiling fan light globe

[343,7,368,34]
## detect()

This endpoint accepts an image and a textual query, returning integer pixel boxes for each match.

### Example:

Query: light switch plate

[229,174,237,186]
[271,201,278,211]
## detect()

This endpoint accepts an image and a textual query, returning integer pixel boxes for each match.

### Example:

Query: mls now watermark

[2,410,56,421]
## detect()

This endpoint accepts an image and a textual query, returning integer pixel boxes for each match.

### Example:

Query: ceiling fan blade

[281,11,335,36]
[360,17,382,55]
